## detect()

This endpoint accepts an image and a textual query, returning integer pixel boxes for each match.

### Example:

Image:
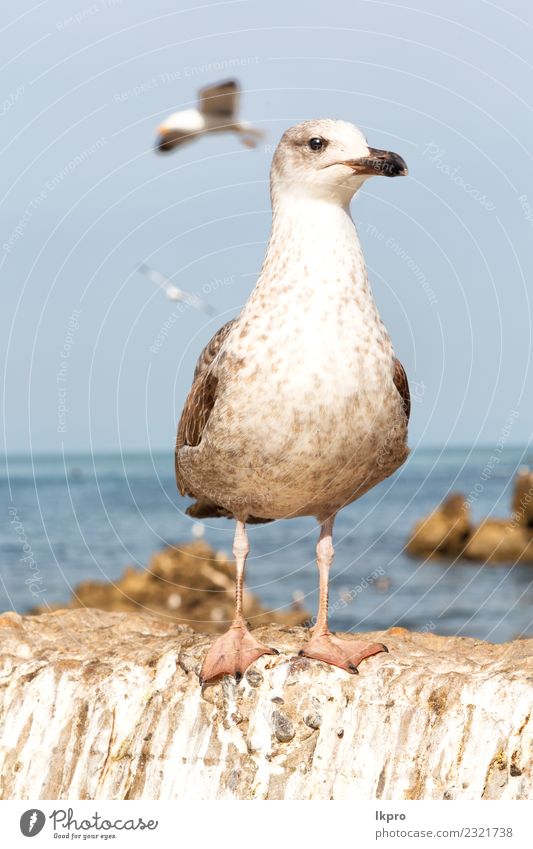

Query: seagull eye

[308,137,325,152]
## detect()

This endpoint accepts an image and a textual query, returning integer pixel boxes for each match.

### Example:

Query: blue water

[2,447,533,642]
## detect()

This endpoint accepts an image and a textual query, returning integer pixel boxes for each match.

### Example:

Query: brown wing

[176,369,218,457]
[175,320,235,495]
[192,318,235,379]
[198,80,239,118]
[175,319,273,524]
[393,357,411,422]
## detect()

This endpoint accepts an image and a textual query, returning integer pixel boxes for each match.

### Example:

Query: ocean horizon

[2,444,533,642]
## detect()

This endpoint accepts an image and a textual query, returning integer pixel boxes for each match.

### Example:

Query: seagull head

[271,119,408,205]
[155,109,202,153]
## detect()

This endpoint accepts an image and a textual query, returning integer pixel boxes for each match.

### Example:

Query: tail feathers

[185,497,273,524]
[186,498,232,520]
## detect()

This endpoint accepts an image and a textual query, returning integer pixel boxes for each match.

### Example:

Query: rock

[272,710,295,743]
[406,493,471,559]
[245,668,263,688]
[1,609,532,800]
[463,520,533,563]
[511,468,533,531]
[32,540,308,633]
[406,471,533,563]
[303,711,322,730]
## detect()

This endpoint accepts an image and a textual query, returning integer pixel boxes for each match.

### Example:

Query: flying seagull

[155,79,263,153]
[139,263,217,315]
[175,119,410,684]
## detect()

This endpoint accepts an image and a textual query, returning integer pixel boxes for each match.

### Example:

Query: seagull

[175,119,410,684]
[155,79,263,153]
[139,263,217,315]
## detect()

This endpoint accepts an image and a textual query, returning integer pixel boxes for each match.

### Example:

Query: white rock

[0,610,531,800]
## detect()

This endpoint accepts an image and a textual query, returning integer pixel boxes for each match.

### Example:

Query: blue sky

[1,0,532,454]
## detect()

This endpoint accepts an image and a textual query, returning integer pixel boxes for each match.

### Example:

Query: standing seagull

[156,80,263,152]
[175,119,410,684]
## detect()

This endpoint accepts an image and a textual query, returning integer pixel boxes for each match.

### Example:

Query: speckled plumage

[177,119,411,682]
[176,119,410,524]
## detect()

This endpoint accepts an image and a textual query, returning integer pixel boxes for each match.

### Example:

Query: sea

[2,446,533,643]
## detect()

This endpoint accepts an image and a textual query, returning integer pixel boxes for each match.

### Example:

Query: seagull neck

[259,193,368,292]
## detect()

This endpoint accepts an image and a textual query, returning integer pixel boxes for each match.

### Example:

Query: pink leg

[238,126,264,148]
[300,516,388,674]
[200,520,278,684]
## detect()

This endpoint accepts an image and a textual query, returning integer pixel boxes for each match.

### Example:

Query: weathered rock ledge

[0,609,532,800]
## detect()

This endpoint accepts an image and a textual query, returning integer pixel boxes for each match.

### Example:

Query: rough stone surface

[1,609,532,800]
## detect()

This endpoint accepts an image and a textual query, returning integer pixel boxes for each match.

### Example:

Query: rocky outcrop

[512,468,533,529]
[463,519,533,563]
[406,493,471,559]
[1,609,532,800]
[32,540,308,633]
[406,470,533,563]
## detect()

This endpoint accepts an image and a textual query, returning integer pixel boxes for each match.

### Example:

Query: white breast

[163,108,205,133]
[179,193,406,519]
[226,195,393,404]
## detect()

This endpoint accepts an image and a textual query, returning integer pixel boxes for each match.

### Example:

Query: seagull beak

[344,148,408,178]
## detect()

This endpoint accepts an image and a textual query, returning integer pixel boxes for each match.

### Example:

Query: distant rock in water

[464,519,533,563]
[32,540,308,632]
[512,467,533,530]
[406,469,533,564]
[406,493,471,560]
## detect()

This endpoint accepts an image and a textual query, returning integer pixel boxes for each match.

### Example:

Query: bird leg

[236,122,264,148]
[299,516,388,674]
[199,520,278,684]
